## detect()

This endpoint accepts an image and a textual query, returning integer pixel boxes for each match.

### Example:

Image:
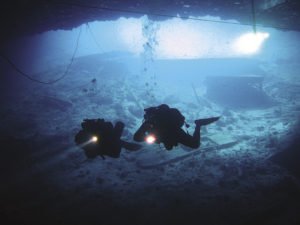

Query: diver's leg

[101,122,124,158]
[113,121,142,152]
[177,124,201,149]
[113,121,125,139]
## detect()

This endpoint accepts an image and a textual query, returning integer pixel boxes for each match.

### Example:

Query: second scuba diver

[134,104,220,150]
[75,118,141,159]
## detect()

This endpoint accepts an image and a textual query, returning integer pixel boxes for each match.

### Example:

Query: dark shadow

[270,119,300,179]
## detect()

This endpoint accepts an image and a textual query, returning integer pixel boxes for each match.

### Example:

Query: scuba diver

[75,118,141,159]
[134,104,220,150]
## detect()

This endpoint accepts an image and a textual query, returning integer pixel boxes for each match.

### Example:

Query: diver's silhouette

[134,104,219,150]
[75,119,141,159]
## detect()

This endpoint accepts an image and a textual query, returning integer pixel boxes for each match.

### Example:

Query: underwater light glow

[118,17,270,59]
[156,20,204,59]
[91,136,98,142]
[42,17,271,63]
[78,135,99,148]
[118,18,145,54]
[234,32,269,54]
[145,134,156,144]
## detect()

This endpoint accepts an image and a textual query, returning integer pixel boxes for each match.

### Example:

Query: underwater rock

[119,172,128,179]
[265,136,278,148]
[88,94,114,105]
[222,108,233,117]
[136,141,234,169]
[207,133,238,148]
[0,135,35,179]
[227,126,233,131]
[163,95,180,105]
[270,134,300,179]
[98,96,114,105]
[96,177,104,184]
[257,126,265,131]
[128,105,142,118]
[38,96,73,112]
[205,75,275,109]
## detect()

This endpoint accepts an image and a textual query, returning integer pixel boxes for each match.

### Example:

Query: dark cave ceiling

[1,0,300,44]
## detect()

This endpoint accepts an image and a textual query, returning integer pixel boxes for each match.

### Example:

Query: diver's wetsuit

[102,121,124,158]
[100,121,141,157]
[175,123,201,148]
[134,110,201,150]
[104,121,141,157]
[134,122,201,150]
[75,120,141,159]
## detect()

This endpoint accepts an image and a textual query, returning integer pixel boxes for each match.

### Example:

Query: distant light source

[234,32,269,54]
[117,17,271,58]
[145,134,156,144]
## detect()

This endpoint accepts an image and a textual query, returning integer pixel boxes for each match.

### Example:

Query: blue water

[1,17,300,225]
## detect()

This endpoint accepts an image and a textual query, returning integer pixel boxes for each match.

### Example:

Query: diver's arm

[133,122,151,142]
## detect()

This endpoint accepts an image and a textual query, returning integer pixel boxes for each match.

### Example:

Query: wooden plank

[136,142,237,169]
[206,133,238,148]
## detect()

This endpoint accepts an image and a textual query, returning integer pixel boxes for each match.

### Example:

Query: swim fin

[195,117,220,126]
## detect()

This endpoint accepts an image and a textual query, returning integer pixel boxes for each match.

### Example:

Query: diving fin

[195,117,220,126]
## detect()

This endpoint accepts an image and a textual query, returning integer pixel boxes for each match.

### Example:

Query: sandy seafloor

[0,54,300,225]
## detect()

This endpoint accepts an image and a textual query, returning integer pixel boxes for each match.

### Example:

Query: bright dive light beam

[145,134,156,144]
[234,32,269,54]
[78,135,99,148]
[91,136,98,142]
